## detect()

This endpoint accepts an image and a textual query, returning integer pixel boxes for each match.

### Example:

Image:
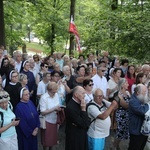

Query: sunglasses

[0,95,9,99]
[88,83,94,86]
[101,70,105,72]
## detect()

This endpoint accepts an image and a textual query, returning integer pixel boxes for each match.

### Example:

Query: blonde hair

[19,73,27,82]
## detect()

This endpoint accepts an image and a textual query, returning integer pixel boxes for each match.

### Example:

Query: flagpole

[69,16,81,53]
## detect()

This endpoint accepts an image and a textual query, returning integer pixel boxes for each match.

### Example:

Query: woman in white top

[0,90,19,150]
[39,82,62,150]
[83,79,94,104]
[108,68,122,130]
[108,68,122,101]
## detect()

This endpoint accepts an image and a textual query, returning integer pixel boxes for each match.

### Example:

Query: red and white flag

[69,16,81,52]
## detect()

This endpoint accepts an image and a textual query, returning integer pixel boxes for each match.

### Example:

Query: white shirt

[39,92,60,124]
[108,78,118,98]
[87,100,111,138]
[37,80,49,96]
[15,61,22,73]
[92,74,109,97]
[34,62,41,72]
[84,93,93,104]
[30,67,38,78]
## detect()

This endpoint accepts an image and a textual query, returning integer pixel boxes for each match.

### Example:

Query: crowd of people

[0,45,150,150]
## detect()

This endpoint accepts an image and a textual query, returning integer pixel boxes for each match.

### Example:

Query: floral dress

[115,94,130,140]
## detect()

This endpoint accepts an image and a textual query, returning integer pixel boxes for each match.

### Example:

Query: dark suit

[65,99,90,150]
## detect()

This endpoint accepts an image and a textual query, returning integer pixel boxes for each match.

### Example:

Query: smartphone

[60,105,66,108]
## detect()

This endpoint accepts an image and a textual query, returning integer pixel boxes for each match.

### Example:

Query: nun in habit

[15,87,40,150]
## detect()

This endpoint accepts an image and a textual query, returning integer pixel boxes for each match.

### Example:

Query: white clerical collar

[9,82,17,85]
[72,97,80,104]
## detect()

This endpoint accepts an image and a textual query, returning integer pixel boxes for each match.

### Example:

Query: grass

[26,42,49,52]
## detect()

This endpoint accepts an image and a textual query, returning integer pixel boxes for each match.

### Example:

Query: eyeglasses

[12,75,18,78]
[54,75,60,77]
[23,93,30,96]
[44,66,48,68]
[88,84,94,86]
[95,95,103,98]
[0,95,9,99]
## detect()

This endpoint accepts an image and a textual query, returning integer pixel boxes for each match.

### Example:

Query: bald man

[87,88,117,150]
[65,86,91,150]
[128,84,150,150]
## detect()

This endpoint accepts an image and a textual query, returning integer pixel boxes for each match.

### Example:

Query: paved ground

[38,124,150,150]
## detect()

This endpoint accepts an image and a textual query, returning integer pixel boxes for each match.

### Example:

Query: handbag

[57,109,65,125]
[39,114,46,129]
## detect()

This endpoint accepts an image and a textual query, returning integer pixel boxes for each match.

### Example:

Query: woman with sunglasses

[83,79,94,104]
[36,62,49,85]
[0,90,19,150]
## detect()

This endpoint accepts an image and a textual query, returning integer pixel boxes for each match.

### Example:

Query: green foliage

[3,0,150,62]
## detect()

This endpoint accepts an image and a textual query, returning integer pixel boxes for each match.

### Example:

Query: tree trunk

[0,0,5,47]
[110,0,118,39]
[51,0,56,55]
[51,23,55,55]
[69,0,76,56]
[22,43,27,53]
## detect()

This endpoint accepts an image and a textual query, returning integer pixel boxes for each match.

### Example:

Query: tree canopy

[3,0,150,62]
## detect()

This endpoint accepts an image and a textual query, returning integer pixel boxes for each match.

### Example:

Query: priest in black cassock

[65,86,91,150]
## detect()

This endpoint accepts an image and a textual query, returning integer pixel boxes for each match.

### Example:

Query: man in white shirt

[92,66,109,100]
[28,58,38,78]
[87,88,117,150]
[14,51,22,73]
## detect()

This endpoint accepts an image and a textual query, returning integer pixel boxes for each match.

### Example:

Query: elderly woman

[15,87,40,150]
[0,90,19,150]
[18,73,28,89]
[113,78,130,149]
[62,65,75,104]
[39,82,61,150]
[83,79,94,104]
